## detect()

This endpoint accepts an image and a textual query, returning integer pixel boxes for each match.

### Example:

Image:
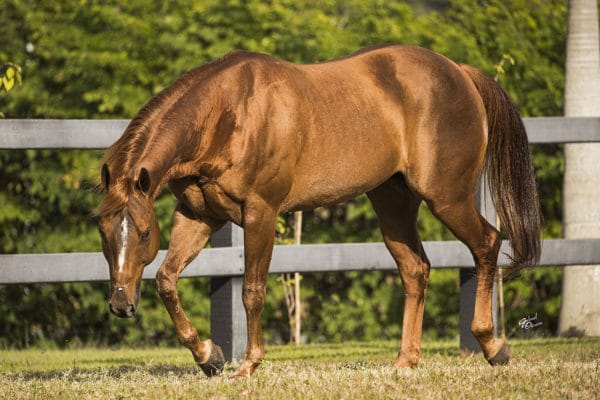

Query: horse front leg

[156,203,225,376]
[233,201,278,378]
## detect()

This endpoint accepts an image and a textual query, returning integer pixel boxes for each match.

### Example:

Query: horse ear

[101,163,110,190]
[136,167,152,196]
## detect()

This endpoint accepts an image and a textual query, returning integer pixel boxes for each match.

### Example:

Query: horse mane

[95,50,256,217]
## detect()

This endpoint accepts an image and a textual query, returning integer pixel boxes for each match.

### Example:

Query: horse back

[230,45,487,211]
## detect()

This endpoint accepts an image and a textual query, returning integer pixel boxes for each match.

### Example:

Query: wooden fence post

[210,222,247,362]
[460,176,498,352]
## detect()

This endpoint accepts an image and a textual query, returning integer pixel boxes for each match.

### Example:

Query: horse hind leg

[426,195,509,365]
[367,176,431,368]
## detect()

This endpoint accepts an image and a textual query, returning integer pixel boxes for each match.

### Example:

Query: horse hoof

[232,359,260,378]
[199,341,226,377]
[394,355,419,368]
[230,371,250,380]
[487,343,510,366]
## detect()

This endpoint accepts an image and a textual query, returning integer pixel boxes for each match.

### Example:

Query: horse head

[98,165,160,318]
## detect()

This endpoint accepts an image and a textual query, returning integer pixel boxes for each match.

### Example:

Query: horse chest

[171,178,243,225]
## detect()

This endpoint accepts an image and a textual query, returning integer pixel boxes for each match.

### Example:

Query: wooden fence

[1,117,600,360]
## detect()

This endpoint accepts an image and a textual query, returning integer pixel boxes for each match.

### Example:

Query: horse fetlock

[233,358,262,378]
[486,340,511,366]
[395,353,420,368]
[471,322,494,341]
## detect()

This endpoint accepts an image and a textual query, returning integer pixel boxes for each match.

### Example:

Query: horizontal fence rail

[0,119,127,149]
[1,239,600,284]
[1,117,600,149]
[1,117,600,360]
[2,116,600,282]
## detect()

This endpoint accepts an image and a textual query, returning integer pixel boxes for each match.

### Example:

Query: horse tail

[460,64,542,275]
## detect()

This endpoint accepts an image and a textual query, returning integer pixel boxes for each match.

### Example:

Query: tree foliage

[0,0,567,347]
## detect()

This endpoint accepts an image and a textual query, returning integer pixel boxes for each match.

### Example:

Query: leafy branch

[1,62,22,118]
[493,53,515,81]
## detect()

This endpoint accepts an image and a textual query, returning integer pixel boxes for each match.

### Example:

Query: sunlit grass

[1,338,599,399]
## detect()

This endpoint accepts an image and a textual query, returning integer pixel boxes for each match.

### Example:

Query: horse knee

[156,269,176,300]
[242,283,266,314]
[398,259,430,296]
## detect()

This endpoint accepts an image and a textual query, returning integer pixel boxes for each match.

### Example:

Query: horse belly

[282,140,400,211]
[270,59,407,212]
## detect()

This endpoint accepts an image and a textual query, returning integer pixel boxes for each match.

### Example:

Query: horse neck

[135,107,219,199]
[130,73,230,199]
[134,132,190,197]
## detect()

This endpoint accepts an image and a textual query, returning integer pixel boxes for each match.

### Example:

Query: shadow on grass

[13,338,594,382]
[9,342,463,381]
[10,364,203,382]
[266,340,462,362]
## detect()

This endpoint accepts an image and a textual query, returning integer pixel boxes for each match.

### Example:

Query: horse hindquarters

[409,63,541,365]
[367,174,508,366]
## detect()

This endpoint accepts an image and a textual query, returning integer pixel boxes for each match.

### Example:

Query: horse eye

[140,229,151,242]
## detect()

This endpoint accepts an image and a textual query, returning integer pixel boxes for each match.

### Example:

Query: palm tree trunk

[559,0,600,337]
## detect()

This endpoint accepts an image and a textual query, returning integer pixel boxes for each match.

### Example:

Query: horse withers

[96,45,542,378]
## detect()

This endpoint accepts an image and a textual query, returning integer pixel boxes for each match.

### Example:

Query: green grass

[1,338,599,399]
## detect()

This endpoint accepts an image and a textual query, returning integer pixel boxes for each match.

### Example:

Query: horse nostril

[109,287,137,318]
[109,302,136,318]
[109,301,125,318]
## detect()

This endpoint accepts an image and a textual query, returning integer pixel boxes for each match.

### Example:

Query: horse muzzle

[109,286,140,318]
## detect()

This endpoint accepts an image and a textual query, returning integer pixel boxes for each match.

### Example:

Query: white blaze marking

[117,215,129,273]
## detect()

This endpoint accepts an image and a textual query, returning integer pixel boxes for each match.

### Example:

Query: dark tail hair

[461,64,542,275]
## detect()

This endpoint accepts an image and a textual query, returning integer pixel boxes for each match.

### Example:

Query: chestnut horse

[97,45,541,378]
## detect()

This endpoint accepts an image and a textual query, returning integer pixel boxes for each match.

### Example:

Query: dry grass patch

[1,338,598,399]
